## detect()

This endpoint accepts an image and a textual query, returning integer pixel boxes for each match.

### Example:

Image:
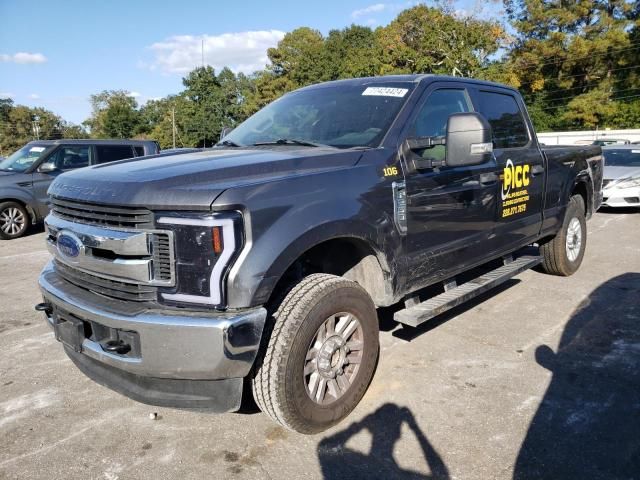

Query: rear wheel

[252,274,379,434]
[0,201,30,240]
[539,195,586,276]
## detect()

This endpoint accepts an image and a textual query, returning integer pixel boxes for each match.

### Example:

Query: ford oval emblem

[57,232,82,258]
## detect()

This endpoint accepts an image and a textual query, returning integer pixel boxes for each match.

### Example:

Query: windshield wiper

[252,138,331,148]
[216,139,242,147]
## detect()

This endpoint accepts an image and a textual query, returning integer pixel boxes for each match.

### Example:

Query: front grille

[54,260,157,302]
[151,233,172,281]
[51,197,154,229]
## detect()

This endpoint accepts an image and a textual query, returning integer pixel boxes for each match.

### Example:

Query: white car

[601,146,640,208]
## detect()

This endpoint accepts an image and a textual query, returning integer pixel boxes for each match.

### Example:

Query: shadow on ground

[318,403,449,479]
[514,272,640,479]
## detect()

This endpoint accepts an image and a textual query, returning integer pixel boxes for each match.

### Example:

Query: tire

[539,195,587,276]
[252,273,379,434]
[0,201,30,240]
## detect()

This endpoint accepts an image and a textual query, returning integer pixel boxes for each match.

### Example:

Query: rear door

[468,88,545,252]
[400,82,501,290]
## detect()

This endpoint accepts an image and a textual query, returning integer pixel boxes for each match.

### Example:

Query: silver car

[601,146,640,208]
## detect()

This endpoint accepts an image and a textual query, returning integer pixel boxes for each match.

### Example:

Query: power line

[538,92,640,111]
[516,64,640,87]
[505,42,640,71]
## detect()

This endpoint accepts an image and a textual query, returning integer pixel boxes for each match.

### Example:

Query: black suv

[0,139,159,239]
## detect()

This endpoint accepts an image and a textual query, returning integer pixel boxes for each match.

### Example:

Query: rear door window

[95,145,135,164]
[133,146,145,157]
[474,91,529,149]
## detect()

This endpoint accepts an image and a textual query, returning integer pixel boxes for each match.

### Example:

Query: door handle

[480,172,499,185]
[531,165,545,176]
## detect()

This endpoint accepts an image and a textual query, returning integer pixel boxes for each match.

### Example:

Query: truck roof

[297,74,519,93]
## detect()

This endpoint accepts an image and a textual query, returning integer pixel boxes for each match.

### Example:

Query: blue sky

[0,0,502,124]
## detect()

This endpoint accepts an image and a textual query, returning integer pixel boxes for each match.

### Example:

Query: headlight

[614,177,640,189]
[155,211,243,308]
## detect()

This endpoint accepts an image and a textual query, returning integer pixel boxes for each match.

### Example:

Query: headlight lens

[155,211,243,308]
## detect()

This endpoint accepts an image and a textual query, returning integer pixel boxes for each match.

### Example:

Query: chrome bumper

[39,261,267,381]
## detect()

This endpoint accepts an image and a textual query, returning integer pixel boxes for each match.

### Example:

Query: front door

[32,145,92,217]
[401,84,501,291]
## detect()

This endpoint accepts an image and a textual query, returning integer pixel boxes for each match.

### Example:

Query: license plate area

[53,313,85,352]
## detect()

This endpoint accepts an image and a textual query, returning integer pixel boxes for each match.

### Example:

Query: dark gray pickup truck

[37,75,603,434]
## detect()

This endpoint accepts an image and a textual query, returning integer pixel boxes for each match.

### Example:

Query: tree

[500,0,638,129]
[85,90,141,138]
[376,5,508,76]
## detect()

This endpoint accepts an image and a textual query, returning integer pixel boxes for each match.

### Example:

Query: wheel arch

[235,221,395,309]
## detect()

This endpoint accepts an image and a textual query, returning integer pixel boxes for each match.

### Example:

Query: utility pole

[171,107,176,149]
[201,39,204,68]
[32,115,40,140]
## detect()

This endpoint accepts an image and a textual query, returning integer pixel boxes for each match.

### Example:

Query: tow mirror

[445,112,493,167]
[219,126,234,140]
[38,162,58,174]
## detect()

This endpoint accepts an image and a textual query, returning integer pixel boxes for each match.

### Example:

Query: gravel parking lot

[0,209,638,480]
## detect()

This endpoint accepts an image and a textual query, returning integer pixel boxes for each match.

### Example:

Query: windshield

[604,149,640,167]
[0,144,51,173]
[223,83,415,149]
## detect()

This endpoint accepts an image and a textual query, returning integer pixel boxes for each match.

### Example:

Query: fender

[215,163,402,309]
[0,186,40,223]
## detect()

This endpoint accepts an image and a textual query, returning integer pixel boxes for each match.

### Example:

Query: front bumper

[602,186,640,208]
[39,261,267,410]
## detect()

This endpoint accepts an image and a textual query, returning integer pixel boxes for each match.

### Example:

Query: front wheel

[0,201,30,240]
[539,195,587,276]
[252,274,379,434]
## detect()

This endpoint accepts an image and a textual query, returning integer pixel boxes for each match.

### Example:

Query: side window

[474,91,529,149]
[96,145,135,164]
[133,146,144,157]
[49,146,90,170]
[409,89,471,162]
[410,89,472,138]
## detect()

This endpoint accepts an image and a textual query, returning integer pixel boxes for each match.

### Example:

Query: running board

[394,255,541,327]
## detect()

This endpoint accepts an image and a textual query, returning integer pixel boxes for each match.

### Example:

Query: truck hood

[48,147,362,210]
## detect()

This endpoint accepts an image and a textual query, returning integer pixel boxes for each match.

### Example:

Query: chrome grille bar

[46,213,174,287]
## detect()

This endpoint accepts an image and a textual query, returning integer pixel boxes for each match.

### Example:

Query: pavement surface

[0,209,639,480]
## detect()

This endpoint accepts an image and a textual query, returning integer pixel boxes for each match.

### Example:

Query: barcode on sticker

[362,87,408,97]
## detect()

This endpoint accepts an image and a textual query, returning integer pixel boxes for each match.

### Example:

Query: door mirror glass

[445,113,493,167]
[38,161,58,173]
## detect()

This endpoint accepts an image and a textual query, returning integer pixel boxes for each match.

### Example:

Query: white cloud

[0,52,47,64]
[351,3,386,18]
[128,91,141,98]
[29,93,40,99]
[148,30,286,74]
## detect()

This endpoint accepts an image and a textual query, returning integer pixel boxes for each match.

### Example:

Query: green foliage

[5,1,640,151]
[0,97,87,156]
[85,90,141,138]
[497,0,638,129]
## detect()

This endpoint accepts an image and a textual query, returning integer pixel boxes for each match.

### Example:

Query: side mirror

[445,112,493,167]
[38,162,58,174]
[219,126,234,140]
